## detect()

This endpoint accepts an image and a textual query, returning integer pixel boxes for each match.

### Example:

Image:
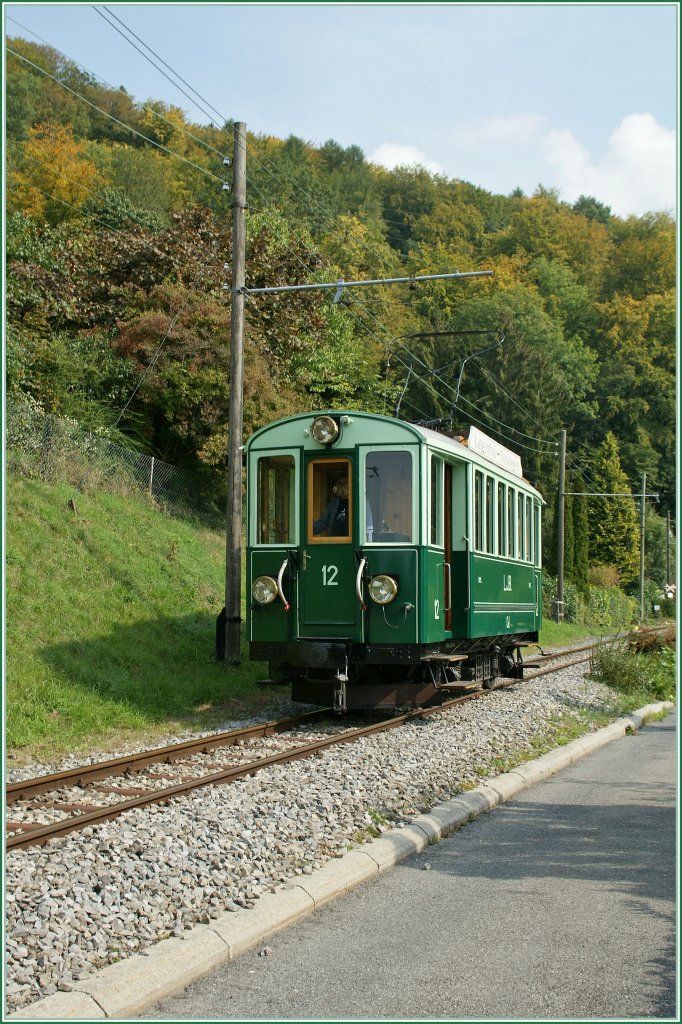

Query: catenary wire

[243,176,557,454]
[89,6,413,268]
[6,47,227,185]
[6,18,233,165]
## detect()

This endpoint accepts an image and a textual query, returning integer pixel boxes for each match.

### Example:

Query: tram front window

[257,455,295,544]
[365,451,413,543]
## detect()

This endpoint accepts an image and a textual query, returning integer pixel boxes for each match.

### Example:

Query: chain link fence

[6,398,224,526]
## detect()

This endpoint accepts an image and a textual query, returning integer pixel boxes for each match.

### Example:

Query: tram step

[423,654,468,663]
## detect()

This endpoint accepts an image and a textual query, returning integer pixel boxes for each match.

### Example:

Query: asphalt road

[143,711,677,1020]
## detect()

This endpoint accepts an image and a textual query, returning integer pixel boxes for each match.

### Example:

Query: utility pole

[556,428,566,623]
[666,510,671,585]
[219,121,247,663]
[639,471,646,622]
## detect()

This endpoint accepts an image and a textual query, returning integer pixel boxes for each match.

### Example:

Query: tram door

[444,463,453,632]
[300,456,360,638]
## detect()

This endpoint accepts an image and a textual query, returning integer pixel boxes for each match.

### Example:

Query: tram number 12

[322,565,339,586]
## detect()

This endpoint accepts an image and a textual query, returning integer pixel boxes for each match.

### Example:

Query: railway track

[5,632,663,851]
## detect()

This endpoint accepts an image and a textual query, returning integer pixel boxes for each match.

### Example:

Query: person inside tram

[313,476,350,536]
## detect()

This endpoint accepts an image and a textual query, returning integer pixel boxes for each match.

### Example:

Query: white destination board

[467,426,523,478]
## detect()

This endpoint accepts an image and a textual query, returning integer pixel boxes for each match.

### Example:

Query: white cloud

[541,113,676,216]
[369,143,444,175]
[447,111,676,216]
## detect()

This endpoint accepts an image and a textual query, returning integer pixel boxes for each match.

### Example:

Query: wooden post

[220,121,247,663]
[639,472,646,622]
[556,429,566,623]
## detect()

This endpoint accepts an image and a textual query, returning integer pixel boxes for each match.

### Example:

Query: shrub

[628,625,676,654]
[586,585,637,629]
[589,564,621,588]
[542,571,635,628]
[589,636,676,704]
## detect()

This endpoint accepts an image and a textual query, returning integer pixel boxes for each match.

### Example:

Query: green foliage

[588,564,621,588]
[589,635,675,704]
[542,570,636,629]
[643,508,676,588]
[588,433,640,585]
[585,586,637,630]
[571,479,590,593]
[290,304,391,411]
[4,37,677,573]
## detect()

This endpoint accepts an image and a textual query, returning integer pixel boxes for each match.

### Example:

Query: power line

[6,17,233,166]
[245,177,548,455]
[92,6,232,138]
[6,47,228,186]
[90,6,414,273]
[96,4,235,133]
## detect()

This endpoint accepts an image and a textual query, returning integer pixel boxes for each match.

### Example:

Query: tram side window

[365,451,413,543]
[486,476,495,553]
[474,471,484,551]
[507,487,515,558]
[497,482,506,555]
[517,492,524,560]
[430,456,443,547]
[257,455,295,544]
[526,496,533,563]
[534,504,541,567]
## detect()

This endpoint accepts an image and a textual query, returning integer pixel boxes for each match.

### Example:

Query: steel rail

[7,628,667,851]
[6,691,496,851]
[5,708,330,805]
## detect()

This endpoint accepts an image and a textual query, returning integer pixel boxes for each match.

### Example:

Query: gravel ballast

[5,666,621,1012]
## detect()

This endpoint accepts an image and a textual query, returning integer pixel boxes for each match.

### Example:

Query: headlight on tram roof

[368,575,399,605]
[252,576,278,605]
[311,415,339,445]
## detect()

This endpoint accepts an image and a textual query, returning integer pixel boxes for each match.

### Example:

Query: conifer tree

[589,433,640,584]
[572,472,590,593]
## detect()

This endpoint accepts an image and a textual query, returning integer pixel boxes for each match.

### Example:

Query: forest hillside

[5,36,676,588]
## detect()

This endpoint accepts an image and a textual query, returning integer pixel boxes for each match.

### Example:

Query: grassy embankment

[6,475,671,759]
[6,475,278,759]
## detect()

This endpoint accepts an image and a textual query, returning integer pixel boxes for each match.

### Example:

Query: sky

[3,2,679,217]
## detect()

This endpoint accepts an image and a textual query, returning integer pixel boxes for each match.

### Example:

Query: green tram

[246,411,543,711]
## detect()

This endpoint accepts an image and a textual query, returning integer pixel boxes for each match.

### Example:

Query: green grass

[538,618,612,648]
[6,474,277,758]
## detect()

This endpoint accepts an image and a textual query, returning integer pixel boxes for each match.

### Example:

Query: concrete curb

[8,699,674,1021]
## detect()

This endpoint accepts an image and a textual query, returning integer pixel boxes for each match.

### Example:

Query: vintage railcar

[246,411,543,711]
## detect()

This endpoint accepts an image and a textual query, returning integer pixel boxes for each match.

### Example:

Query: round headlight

[311,415,339,445]
[368,575,399,605]
[252,576,278,605]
